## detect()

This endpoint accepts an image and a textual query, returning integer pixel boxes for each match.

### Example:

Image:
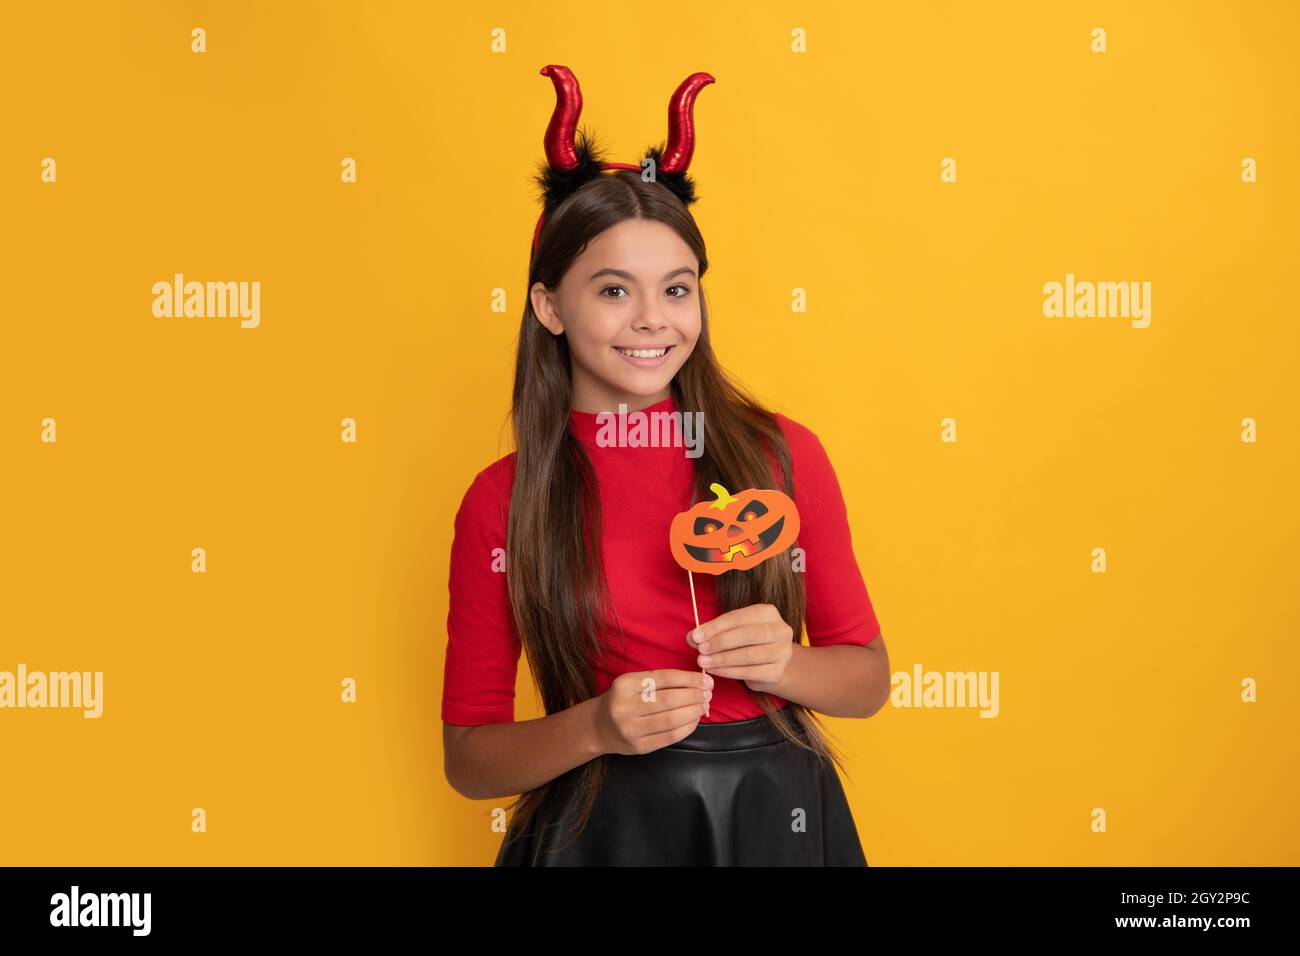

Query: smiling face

[669,484,802,576]
[530,217,701,413]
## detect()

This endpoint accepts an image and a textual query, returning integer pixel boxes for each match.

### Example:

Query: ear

[530,282,565,336]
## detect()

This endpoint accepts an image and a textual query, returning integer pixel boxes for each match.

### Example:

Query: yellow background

[2,0,1297,865]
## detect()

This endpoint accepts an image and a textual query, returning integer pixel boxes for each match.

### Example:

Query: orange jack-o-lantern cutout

[669,482,801,575]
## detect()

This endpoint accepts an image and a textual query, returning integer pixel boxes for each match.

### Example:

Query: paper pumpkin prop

[670,483,801,575]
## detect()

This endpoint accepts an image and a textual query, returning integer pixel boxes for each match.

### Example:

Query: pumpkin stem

[707,482,739,511]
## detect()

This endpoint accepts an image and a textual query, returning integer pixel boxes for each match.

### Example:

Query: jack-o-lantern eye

[693,517,723,534]
[736,500,767,522]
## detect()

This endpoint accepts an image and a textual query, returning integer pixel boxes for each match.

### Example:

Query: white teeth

[614,347,669,358]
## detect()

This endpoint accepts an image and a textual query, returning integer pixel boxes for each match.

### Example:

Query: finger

[635,701,707,740]
[631,670,713,703]
[692,622,781,655]
[639,701,707,734]
[643,668,715,691]
[633,685,712,714]
[698,641,772,670]
[638,722,699,753]
[705,663,781,682]
[687,603,780,645]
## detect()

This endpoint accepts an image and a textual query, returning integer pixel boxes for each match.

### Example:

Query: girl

[441,66,890,866]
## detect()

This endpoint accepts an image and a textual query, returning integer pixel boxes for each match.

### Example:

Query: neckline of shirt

[569,394,680,446]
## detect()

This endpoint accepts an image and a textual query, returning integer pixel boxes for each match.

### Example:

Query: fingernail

[703,674,714,688]
[690,629,704,643]
[698,655,713,666]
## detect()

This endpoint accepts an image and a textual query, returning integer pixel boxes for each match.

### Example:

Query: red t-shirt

[441,394,882,726]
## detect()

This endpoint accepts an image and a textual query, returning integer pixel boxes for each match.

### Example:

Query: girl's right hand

[590,669,714,756]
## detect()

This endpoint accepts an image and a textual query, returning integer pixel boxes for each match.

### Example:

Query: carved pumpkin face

[669,482,801,575]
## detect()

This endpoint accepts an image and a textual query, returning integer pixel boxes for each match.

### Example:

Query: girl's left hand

[686,603,794,692]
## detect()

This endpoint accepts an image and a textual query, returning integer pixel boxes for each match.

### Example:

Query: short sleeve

[441,463,522,725]
[780,417,882,648]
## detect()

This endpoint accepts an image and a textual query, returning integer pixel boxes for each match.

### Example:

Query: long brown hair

[501,170,851,861]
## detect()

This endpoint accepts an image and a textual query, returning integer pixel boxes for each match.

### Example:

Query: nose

[631,305,668,333]
[726,524,743,538]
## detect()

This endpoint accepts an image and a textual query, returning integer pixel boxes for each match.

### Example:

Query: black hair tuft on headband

[532,125,608,217]
[644,142,698,208]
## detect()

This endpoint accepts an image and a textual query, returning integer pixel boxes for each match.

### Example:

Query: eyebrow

[587,267,697,284]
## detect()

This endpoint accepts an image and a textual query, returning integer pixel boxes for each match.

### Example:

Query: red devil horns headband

[531,65,716,256]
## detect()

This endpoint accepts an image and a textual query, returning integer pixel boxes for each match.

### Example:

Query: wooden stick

[687,569,700,629]
[687,571,712,717]
[688,569,707,677]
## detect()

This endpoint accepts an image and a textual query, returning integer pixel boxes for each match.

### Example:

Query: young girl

[441,66,890,866]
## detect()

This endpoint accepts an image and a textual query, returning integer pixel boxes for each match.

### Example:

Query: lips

[612,343,677,370]
[683,517,785,563]
[612,345,674,357]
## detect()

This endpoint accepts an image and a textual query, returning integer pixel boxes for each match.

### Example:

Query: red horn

[540,65,582,172]
[660,72,715,174]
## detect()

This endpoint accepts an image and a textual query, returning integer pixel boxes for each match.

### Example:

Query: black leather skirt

[494,713,868,866]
